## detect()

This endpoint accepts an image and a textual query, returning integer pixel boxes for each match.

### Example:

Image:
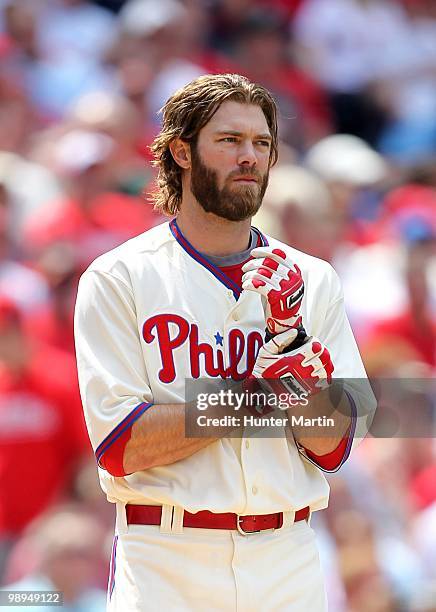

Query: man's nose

[237,141,257,166]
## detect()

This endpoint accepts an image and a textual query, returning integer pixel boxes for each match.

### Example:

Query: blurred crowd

[0,0,435,610]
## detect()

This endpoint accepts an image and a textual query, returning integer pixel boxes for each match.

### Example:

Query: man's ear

[169,139,191,169]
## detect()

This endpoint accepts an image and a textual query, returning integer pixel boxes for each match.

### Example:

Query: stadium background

[0,0,435,610]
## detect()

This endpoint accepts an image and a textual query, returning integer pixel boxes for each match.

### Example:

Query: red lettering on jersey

[142,314,263,383]
[227,329,246,381]
[190,324,222,378]
[215,349,228,379]
[246,331,264,376]
[142,314,190,383]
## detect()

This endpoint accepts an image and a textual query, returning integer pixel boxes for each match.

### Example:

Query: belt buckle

[237,515,260,535]
[237,514,277,536]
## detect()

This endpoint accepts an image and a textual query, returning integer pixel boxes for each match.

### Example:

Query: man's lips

[233,176,259,183]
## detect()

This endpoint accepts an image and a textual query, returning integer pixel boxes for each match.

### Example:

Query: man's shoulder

[85,221,172,277]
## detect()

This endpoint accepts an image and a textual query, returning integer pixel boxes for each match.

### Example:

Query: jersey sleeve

[74,268,153,476]
[298,265,376,472]
[299,422,351,473]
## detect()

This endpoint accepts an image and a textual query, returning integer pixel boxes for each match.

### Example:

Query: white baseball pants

[107,505,327,612]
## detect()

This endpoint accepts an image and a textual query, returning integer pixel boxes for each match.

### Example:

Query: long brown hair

[149,73,279,216]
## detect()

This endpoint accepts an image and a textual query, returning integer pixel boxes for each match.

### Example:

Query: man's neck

[176,199,252,257]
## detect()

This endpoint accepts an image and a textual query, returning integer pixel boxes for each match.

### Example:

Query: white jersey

[74,220,375,515]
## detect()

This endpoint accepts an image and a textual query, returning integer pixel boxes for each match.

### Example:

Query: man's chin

[220,212,253,222]
[213,202,262,222]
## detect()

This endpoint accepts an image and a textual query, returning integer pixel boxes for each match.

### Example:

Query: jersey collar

[169,218,268,300]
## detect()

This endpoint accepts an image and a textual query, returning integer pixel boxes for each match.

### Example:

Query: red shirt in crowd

[369,310,436,367]
[0,344,89,535]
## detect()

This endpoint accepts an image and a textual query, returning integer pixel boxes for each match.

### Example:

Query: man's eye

[219,137,237,142]
[256,140,271,147]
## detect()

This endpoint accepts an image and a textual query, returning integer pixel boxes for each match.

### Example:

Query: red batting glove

[251,328,334,403]
[242,247,304,335]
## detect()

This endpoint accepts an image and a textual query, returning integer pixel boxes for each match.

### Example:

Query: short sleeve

[74,269,153,475]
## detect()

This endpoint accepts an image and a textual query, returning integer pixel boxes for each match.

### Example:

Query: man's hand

[251,328,334,402]
[242,247,304,335]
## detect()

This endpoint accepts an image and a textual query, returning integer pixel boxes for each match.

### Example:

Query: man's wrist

[286,382,352,454]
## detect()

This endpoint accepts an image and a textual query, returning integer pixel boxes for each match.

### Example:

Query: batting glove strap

[252,329,334,402]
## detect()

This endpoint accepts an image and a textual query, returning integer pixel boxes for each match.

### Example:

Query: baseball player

[74,73,375,611]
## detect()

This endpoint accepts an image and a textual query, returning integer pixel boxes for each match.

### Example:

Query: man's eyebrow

[214,130,272,140]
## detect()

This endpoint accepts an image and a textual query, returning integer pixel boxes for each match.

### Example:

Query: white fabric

[74,221,375,515]
[107,516,327,612]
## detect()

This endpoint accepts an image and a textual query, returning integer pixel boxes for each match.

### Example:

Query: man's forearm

[123,402,240,474]
[287,384,352,455]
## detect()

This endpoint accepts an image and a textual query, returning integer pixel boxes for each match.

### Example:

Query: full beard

[190,146,269,222]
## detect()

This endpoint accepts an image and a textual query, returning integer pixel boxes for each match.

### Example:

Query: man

[75,73,375,611]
